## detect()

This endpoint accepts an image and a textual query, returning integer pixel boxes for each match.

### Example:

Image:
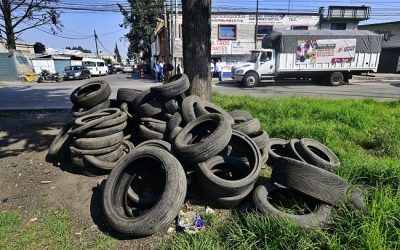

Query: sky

[18,0,400,59]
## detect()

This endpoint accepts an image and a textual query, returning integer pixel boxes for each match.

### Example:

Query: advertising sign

[296,39,356,64]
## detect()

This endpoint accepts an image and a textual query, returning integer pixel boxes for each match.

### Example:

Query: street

[0,73,399,110]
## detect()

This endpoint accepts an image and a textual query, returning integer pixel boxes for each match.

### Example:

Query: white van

[82,58,108,76]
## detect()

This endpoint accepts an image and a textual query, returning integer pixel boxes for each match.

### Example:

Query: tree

[118,0,163,61]
[0,0,62,51]
[65,46,92,53]
[114,43,122,63]
[182,0,212,101]
[103,57,112,65]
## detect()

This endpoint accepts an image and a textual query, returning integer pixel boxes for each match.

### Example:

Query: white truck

[231,30,382,87]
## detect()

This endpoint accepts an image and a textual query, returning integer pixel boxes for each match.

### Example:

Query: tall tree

[182,0,212,101]
[65,46,92,53]
[0,0,62,51]
[114,43,122,63]
[118,0,163,61]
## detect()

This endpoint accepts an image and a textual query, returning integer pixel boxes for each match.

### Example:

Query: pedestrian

[154,61,162,82]
[159,61,165,81]
[215,59,223,82]
[166,62,174,79]
[177,64,182,74]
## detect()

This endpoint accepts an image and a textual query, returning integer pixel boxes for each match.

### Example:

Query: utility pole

[288,0,291,12]
[94,30,99,58]
[174,0,178,73]
[254,0,259,49]
[164,2,169,71]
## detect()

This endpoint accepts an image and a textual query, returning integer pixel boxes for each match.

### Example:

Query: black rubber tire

[165,112,182,143]
[138,125,164,141]
[80,121,127,138]
[150,73,190,99]
[131,89,153,113]
[232,118,261,136]
[329,72,344,86]
[137,140,172,153]
[73,132,124,150]
[84,140,134,170]
[138,99,165,117]
[70,80,111,108]
[71,99,110,118]
[117,88,142,103]
[288,139,307,162]
[296,138,340,170]
[203,183,254,208]
[70,141,122,155]
[174,113,232,165]
[162,98,179,114]
[181,95,203,124]
[47,120,74,162]
[91,112,127,130]
[228,110,253,123]
[265,138,290,166]
[102,146,187,237]
[249,130,269,149]
[260,146,269,164]
[253,182,332,229]
[271,157,348,206]
[69,108,121,135]
[242,72,259,88]
[194,101,235,126]
[140,118,166,133]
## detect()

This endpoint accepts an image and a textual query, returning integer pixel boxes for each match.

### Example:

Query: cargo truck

[231,30,382,87]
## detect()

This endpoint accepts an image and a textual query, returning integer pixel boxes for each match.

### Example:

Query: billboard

[296,39,356,64]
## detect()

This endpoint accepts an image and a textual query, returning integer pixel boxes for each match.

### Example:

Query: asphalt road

[0,73,399,110]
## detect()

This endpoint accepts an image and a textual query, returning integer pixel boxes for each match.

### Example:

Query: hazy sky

[18,0,400,59]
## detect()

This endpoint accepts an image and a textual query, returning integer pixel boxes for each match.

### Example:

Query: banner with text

[296,39,356,64]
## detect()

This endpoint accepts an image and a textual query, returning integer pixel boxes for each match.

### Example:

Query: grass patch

[0,207,115,249]
[161,94,400,249]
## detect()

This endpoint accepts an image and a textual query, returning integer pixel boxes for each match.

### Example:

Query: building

[153,5,370,77]
[359,21,400,73]
[0,42,35,81]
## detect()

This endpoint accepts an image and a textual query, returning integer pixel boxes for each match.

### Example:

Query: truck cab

[231,49,276,87]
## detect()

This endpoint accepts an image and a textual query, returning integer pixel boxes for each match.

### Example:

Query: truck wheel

[242,72,259,88]
[329,72,343,86]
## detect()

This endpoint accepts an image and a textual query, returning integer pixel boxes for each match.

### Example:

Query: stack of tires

[253,138,365,229]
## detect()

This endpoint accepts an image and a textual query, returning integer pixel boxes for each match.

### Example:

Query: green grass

[161,94,400,249]
[0,207,115,250]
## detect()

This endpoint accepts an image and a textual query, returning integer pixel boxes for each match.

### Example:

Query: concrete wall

[320,22,358,30]
[0,53,18,81]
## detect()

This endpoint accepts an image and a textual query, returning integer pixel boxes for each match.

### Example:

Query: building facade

[359,21,400,73]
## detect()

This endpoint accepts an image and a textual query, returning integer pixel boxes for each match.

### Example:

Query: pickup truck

[231,30,382,87]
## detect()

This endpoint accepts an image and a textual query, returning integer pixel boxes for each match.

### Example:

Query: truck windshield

[247,52,260,63]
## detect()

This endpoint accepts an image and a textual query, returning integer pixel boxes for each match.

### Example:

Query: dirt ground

[0,109,168,249]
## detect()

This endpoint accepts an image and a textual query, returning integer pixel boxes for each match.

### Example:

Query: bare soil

[0,109,167,249]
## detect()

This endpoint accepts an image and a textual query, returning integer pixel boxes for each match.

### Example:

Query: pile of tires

[47,74,363,237]
[253,138,365,229]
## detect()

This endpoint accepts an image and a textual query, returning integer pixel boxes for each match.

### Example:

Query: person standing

[154,61,162,82]
[177,64,182,74]
[215,59,223,82]
[159,61,165,81]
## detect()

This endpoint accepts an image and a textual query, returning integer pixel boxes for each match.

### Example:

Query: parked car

[108,65,117,74]
[64,66,91,80]
[122,64,134,73]
[82,58,108,76]
[113,63,122,72]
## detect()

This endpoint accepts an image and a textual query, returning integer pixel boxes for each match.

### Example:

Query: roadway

[0,72,399,110]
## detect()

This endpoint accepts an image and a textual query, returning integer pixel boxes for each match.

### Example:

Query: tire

[150,73,190,99]
[80,121,127,138]
[84,140,134,170]
[117,88,142,103]
[229,110,253,123]
[69,108,121,135]
[174,113,232,165]
[131,89,153,113]
[288,139,306,162]
[194,101,235,126]
[102,146,187,237]
[181,95,202,124]
[73,132,124,150]
[260,146,269,164]
[232,118,261,136]
[329,72,343,86]
[162,98,179,114]
[271,157,348,206]
[253,182,332,229]
[249,130,269,150]
[265,138,290,167]
[71,99,110,118]
[138,99,165,117]
[70,141,122,155]
[296,138,340,170]
[47,120,74,162]
[140,118,166,133]
[137,140,172,153]
[196,130,262,196]
[70,80,111,108]
[138,124,164,141]
[242,72,259,88]
[165,112,182,143]
[92,112,127,129]
[203,183,254,208]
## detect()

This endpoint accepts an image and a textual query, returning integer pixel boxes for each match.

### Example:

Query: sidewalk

[353,73,400,81]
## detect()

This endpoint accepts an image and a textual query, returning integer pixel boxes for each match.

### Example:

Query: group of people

[154,61,183,82]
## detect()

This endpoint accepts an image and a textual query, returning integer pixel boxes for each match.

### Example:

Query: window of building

[218,25,237,40]
[257,25,273,39]
[291,26,309,30]
[331,23,347,30]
